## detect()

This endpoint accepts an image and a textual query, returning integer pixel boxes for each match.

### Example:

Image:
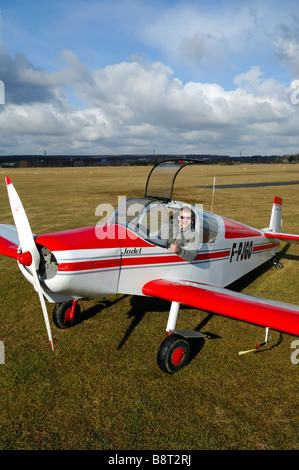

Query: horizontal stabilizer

[143,279,299,337]
[0,224,19,259]
[263,231,299,245]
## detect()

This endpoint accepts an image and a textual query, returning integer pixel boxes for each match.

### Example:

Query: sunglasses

[180,216,191,220]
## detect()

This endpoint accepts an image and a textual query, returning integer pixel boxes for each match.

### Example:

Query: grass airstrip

[0,163,298,450]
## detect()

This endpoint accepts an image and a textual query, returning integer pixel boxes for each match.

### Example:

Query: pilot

[166,207,199,262]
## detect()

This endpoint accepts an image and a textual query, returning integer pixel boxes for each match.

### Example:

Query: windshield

[109,197,219,247]
[109,197,171,246]
[144,159,204,201]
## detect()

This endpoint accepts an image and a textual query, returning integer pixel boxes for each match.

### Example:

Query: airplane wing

[142,279,299,337]
[263,231,299,244]
[0,224,19,259]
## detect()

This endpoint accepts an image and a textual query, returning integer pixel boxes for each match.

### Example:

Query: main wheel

[157,334,190,374]
[52,301,81,329]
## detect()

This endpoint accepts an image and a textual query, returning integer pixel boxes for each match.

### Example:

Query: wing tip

[5,176,12,185]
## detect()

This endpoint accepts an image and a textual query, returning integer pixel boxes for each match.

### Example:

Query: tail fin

[264,196,299,244]
[269,196,282,232]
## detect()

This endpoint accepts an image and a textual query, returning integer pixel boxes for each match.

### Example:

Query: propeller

[5,177,54,351]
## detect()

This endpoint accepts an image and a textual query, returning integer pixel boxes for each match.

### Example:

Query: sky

[0,0,299,156]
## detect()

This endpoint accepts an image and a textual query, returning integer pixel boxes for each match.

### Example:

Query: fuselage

[18,202,280,303]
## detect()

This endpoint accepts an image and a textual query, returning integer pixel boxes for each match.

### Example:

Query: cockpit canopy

[106,159,219,248]
[144,159,205,202]
[109,197,219,247]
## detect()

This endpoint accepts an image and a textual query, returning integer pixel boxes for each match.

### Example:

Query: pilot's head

[178,207,193,229]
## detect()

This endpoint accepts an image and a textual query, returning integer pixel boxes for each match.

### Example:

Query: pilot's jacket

[161,218,199,262]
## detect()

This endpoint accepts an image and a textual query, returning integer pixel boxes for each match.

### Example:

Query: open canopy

[144,159,205,202]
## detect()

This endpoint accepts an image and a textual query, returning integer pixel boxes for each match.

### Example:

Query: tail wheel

[157,334,190,374]
[52,301,81,329]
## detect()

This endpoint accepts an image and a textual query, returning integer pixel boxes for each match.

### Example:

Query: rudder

[269,196,282,233]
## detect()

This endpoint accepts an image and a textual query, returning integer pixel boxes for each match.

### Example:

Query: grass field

[0,163,298,450]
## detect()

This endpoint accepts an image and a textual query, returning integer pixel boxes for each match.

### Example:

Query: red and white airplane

[0,159,298,373]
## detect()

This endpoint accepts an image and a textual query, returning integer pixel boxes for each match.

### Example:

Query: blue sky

[1,0,294,85]
[0,0,299,156]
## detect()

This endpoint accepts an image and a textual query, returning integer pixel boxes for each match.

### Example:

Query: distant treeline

[0,153,298,168]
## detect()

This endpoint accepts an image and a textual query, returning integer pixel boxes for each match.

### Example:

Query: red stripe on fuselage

[121,250,231,267]
[57,249,231,273]
[253,242,280,252]
[58,258,121,272]
[57,241,280,274]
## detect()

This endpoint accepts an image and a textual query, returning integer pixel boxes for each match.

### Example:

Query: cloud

[0,45,55,104]
[274,21,299,78]
[0,46,93,105]
[141,2,263,65]
[139,0,299,90]
[0,46,298,156]
[178,34,227,65]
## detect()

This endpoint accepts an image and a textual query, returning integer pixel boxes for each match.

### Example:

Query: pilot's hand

[170,241,179,253]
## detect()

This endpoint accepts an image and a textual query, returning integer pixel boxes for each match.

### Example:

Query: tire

[52,301,81,329]
[157,334,190,374]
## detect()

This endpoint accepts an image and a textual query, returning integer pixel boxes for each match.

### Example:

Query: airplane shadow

[76,294,128,325]
[117,297,220,352]
[117,296,170,350]
[77,243,295,360]
[225,242,294,352]
[228,242,294,292]
[116,296,216,369]
[254,332,284,354]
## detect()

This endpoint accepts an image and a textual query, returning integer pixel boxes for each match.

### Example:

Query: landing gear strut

[157,301,206,374]
[273,257,283,269]
[52,300,81,329]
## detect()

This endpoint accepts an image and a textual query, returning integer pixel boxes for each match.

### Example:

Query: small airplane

[0,159,298,373]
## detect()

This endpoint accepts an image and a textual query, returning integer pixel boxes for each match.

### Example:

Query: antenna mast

[211,177,216,212]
